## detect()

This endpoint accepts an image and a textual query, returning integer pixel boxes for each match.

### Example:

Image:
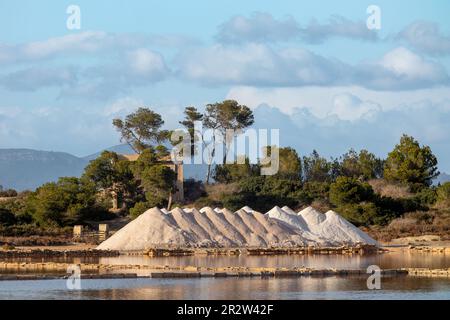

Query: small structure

[98,224,110,241]
[73,225,83,239]
[120,154,184,202]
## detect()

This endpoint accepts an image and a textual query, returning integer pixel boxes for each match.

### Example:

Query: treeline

[207,135,446,226]
[1,100,450,233]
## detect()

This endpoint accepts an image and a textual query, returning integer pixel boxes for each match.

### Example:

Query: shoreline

[1,261,449,281]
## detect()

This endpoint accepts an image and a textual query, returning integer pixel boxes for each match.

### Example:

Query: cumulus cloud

[176,44,449,90]
[357,47,449,90]
[0,66,77,91]
[216,12,378,44]
[216,12,300,43]
[0,48,170,98]
[0,31,198,65]
[396,21,450,56]
[329,93,381,121]
[176,43,347,87]
[251,100,450,172]
[300,15,378,43]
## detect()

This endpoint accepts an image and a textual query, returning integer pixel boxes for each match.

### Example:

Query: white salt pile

[281,206,297,215]
[97,206,377,250]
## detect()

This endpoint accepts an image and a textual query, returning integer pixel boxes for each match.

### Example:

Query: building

[119,154,184,202]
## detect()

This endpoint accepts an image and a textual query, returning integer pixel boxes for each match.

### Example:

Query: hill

[0,149,88,191]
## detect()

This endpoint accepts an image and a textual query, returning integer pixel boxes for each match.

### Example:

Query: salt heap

[97,205,377,250]
[296,206,377,245]
[97,208,196,250]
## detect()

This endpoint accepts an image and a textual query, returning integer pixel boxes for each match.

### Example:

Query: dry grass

[368,179,412,198]
[204,183,239,202]
[366,209,450,242]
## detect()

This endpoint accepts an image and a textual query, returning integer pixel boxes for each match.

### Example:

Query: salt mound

[97,207,196,250]
[97,206,378,250]
[298,207,326,225]
[281,206,297,215]
[324,210,378,245]
[266,206,309,231]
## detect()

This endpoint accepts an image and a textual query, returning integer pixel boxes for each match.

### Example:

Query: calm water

[1,251,450,300]
[1,277,450,300]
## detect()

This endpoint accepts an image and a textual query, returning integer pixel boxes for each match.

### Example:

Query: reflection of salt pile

[97,206,377,250]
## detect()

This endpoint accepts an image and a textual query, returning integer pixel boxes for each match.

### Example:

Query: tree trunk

[167,192,173,211]
[111,189,118,211]
[206,164,211,185]
[205,133,216,185]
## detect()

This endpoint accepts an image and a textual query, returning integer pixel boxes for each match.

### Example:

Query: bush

[0,208,16,226]
[129,201,151,219]
[329,177,374,206]
[413,187,437,206]
[0,189,18,197]
[437,182,450,206]
[337,203,395,226]
[26,177,106,227]
[0,224,71,237]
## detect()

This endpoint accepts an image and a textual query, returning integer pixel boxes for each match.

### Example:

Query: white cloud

[250,100,450,172]
[226,85,450,118]
[0,66,77,91]
[126,49,169,78]
[216,12,299,43]
[0,31,198,65]
[330,93,381,121]
[215,12,378,44]
[176,43,346,87]
[177,44,449,90]
[300,15,378,43]
[396,21,450,56]
[375,47,448,87]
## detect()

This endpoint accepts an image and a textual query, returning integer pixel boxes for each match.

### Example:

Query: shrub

[129,202,151,219]
[329,177,374,206]
[0,208,16,226]
[437,182,450,207]
[337,203,395,227]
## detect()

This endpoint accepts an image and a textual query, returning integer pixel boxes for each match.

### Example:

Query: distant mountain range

[1,145,449,191]
[435,172,450,185]
[0,145,209,191]
[0,145,138,191]
[0,149,89,191]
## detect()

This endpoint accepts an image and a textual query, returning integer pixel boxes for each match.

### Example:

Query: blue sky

[1,0,450,171]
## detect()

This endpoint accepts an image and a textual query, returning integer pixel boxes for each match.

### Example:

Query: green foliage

[26,177,108,227]
[213,157,258,183]
[329,177,374,206]
[437,182,450,206]
[129,201,150,219]
[269,147,302,180]
[0,208,16,226]
[384,134,439,190]
[179,106,203,156]
[203,100,254,183]
[0,186,18,197]
[82,151,137,210]
[112,107,168,153]
[140,165,177,208]
[230,176,304,212]
[413,187,437,206]
[302,150,332,183]
[337,203,395,227]
[339,149,384,180]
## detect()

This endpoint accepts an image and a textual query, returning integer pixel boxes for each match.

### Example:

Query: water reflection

[98,251,450,270]
[1,277,449,300]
